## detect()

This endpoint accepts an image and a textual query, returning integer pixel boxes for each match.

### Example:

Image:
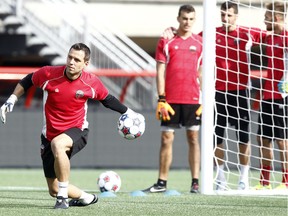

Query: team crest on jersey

[189,46,196,51]
[174,45,179,49]
[75,90,84,98]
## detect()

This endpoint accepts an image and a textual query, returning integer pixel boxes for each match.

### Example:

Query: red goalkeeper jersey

[212,26,264,91]
[155,34,202,104]
[263,30,288,100]
[32,66,109,141]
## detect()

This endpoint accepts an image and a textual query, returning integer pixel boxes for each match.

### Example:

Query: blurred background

[0,0,278,170]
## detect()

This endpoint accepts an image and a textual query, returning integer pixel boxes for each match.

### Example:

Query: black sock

[192,178,199,185]
[157,179,167,187]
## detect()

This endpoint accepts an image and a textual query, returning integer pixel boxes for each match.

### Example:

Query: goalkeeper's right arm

[0,73,33,124]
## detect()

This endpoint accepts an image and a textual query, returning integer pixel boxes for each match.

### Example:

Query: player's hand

[278,80,288,93]
[161,27,177,40]
[156,96,175,121]
[195,105,202,120]
[124,108,137,117]
[0,94,18,124]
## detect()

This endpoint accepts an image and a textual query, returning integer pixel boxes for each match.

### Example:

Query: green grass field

[0,169,287,216]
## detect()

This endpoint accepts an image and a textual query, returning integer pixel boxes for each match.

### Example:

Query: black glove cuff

[158,95,166,102]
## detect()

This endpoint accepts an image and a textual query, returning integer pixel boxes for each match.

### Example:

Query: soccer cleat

[142,184,166,193]
[54,196,69,209]
[215,181,229,191]
[238,181,249,190]
[69,194,98,207]
[253,184,272,190]
[190,182,199,193]
[274,183,288,190]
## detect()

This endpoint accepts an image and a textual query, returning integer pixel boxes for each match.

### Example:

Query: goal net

[205,0,288,195]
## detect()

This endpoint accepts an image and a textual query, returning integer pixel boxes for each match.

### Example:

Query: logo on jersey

[75,90,84,98]
[189,46,196,51]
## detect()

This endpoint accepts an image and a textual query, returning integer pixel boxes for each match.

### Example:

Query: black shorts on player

[257,98,288,140]
[41,128,89,178]
[161,104,201,129]
[214,90,250,145]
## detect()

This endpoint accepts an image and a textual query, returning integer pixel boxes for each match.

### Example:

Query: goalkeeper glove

[0,94,18,124]
[156,96,175,121]
[195,105,202,120]
[278,80,288,93]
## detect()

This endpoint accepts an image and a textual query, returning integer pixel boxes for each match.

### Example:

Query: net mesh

[213,0,288,195]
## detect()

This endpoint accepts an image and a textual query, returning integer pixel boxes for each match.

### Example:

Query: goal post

[200,0,217,195]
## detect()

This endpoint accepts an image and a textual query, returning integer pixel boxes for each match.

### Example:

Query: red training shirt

[32,66,109,141]
[202,26,264,91]
[155,34,202,104]
[263,30,288,100]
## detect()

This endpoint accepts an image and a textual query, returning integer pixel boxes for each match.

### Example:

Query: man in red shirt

[255,2,288,190]
[212,1,264,191]
[143,4,202,193]
[0,43,139,209]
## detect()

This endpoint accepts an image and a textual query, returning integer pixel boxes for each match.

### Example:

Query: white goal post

[201,0,288,196]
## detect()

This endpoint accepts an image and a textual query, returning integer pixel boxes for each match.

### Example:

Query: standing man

[0,43,140,209]
[255,1,288,190]
[212,1,264,191]
[143,4,202,193]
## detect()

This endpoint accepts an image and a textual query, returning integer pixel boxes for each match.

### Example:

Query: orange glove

[156,96,175,121]
[195,105,202,120]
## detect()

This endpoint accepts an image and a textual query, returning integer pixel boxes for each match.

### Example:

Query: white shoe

[238,181,249,190]
[216,181,228,191]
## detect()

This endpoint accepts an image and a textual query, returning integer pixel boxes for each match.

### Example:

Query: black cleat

[54,196,69,209]
[190,183,199,193]
[69,194,98,207]
[142,184,166,193]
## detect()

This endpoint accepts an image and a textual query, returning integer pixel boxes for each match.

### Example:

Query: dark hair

[69,43,91,61]
[221,1,238,14]
[178,4,195,17]
[266,2,287,17]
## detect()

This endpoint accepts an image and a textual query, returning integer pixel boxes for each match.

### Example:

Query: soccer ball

[117,113,145,140]
[97,171,121,193]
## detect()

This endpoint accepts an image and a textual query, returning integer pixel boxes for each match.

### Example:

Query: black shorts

[161,104,201,128]
[214,90,250,145]
[257,99,288,140]
[40,128,89,178]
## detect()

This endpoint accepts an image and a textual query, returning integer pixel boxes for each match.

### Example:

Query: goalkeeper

[0,43,138,209]
[142,4,202,194]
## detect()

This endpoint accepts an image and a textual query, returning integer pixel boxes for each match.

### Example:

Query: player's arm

[155,61,175,121]
[196,66,203,117]
[0,73,33,124]
[100,94,135,115]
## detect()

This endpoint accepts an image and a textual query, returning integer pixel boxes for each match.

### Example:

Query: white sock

[80,191,94,204]
[216,164,226,182]
[239,165,249,183]
[57,181,68,198]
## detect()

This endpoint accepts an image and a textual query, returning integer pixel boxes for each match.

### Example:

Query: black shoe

[142,184,166,193]
[190,183,199,193]
[54,196,69,209]
[69,194,98,207]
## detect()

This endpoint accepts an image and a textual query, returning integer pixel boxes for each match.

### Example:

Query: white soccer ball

[97,171,121,193]
[117,113,145,140]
